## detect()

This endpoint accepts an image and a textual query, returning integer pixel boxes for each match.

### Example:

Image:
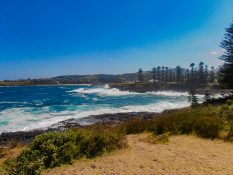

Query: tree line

[138,19,233,105]
[137,62,217,87]
[138,19,233,91]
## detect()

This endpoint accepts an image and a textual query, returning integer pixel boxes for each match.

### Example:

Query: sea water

[0,85,192,133]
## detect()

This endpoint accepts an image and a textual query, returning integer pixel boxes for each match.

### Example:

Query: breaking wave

[69,84,139,96]
[69,84,193,97]
[0,100,189,134]
[147,91,189,97]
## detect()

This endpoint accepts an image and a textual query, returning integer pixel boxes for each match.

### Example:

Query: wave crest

[0,100,189,134]
[69,84,139,96]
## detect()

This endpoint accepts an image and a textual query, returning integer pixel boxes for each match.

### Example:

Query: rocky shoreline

[0,112,156,146]
[110,83,222,94]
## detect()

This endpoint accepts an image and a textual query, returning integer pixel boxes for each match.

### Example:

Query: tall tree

[165,67,169,82]
[204,65,208,85]
[198,61,205,84]
[176,66,182,83]
[219,21,233,88]
[157,66,161,81]
[169,69,172,82]
[188,88,198,106]
[190,63,195,81]
[152,67,156,83]
[194,67,198,83]
[185,69,190,83]
[162,66,165,82]
[138,68,143,82]
[210,66,215,83]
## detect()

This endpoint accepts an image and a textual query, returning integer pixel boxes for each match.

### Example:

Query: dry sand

[44,134,233,175]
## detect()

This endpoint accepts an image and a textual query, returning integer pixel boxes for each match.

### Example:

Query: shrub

[0,147,5,158]
[122,120,150,134]
[227,125,233,141]
[9,129,125,175]
[192,116,223,138]
[122,107,224,139]
[146,133,170,144]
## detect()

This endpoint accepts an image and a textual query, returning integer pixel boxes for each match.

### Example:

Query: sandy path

[44,134,233,175]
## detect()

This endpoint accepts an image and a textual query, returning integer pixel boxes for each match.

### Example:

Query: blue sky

[0,0,232,80]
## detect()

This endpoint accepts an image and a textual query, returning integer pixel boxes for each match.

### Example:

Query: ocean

[0,85,191,133]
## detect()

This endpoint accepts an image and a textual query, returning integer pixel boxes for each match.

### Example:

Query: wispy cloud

[209,49,224,56]
[210,51,219,55]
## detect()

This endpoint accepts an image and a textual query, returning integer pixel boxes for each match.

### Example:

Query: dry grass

[0,145,25,165]
[43,133,233,175]
[0,145,25,174]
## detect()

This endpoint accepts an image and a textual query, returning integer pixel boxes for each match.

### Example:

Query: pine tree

[162,66,165,82]
[169,69,172,82]
[186,69,190,83]
[198,61,204,84]
[188,88,198,106]
[152,67,156,83]
[165,67,169,82]
[176,66,182,83]
[138,68,143,82]
[210,66,215,83]
[190,63,195,81]
[157,66,161,81]
[219,21,233,88]
[204,65,208,85]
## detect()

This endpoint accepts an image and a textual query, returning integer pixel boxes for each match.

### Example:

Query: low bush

[146,133,170,144]
[120,120,151,134]
[0,147,5,158]
[227,125,233,141]
[121,107,224,139]
[8,129,125,175]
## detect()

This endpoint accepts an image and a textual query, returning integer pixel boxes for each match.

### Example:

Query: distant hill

[51,68,188,84]
[52,71,152,84]
[0,67,219,86]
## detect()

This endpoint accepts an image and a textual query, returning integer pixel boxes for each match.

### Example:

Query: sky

[0,0,233,80]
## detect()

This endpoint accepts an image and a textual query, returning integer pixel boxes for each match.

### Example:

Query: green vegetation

[2,97,233,175]
[119,101,233,140]
[138,68,144,82]
[219,20,233,88]
[0,148,5,159]
[188,89,199,106]
[4,129,125,175]
[0,60,219,87]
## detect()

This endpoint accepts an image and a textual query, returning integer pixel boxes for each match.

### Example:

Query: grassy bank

[1,99,233,175]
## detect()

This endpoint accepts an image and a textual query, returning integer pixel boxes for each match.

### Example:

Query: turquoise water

[0,85,190,133]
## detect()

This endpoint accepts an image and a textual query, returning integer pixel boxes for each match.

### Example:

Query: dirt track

[44,134,233,175]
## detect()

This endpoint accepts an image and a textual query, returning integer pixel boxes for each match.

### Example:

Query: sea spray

[0,85,191,133]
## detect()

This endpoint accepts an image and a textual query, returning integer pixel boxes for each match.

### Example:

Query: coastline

[0,111,158,146]
[110,82,222,94]
[0,83,92,87]
[0,84,225,146]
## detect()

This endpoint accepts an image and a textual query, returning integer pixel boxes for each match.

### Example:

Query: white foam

[92,97,98,101]
[69,85,139,97]
[0,100,190,134]
[0,101,29,104]
[147,91,189,97]
[70,86,198,98]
